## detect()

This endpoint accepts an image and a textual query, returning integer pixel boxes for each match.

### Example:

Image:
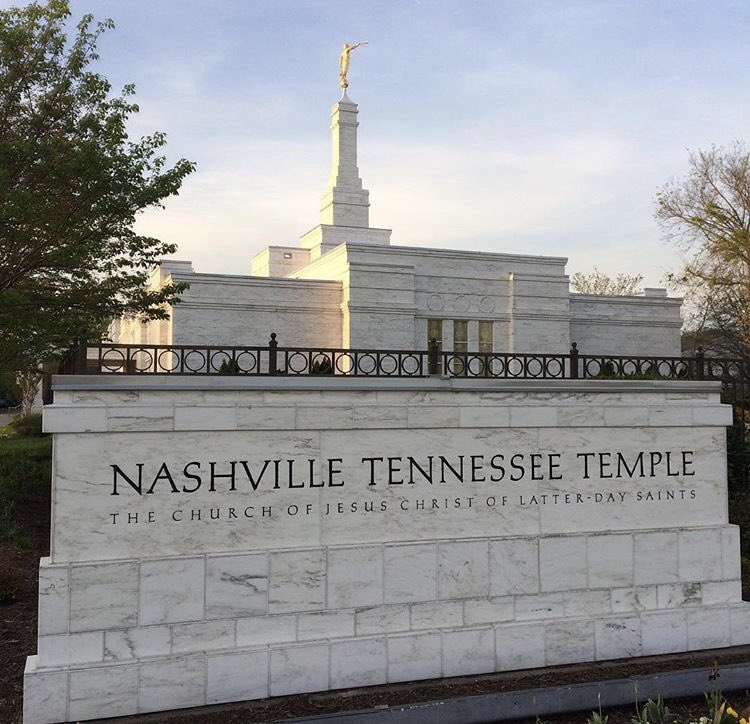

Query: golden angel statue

[339,41,368,90]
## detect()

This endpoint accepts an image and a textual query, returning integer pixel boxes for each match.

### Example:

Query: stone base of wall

[24,602,750,723]
[23,523,750,723]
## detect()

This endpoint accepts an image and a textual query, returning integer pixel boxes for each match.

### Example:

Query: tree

[570,268,644,295]
[656,142,750,359]
[0,0,195,372]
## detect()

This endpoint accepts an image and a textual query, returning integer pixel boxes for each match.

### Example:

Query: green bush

[1,412,43,438]
[0,435,52,507]
[311,357,333,375]
[0,434,51,552]
[218,358,240,374]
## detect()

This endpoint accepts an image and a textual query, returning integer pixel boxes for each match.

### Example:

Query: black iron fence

[58,334,749,382]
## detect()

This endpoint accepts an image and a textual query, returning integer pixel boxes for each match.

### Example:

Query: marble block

[442,627,495,677]
[270,644,329,696]
[206,553,268,618]
[269,550,326,614]
[438,541,489,599]
[69,562,138,632]
[330,638,387,689]
[384,543,436,603]
[387,633,442,683]
[207,651,269,703]
[140,557,204,625]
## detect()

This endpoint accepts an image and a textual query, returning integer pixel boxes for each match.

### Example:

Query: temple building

[112,92,682,356]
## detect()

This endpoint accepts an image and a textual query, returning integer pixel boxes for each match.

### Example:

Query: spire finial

[339,41,368,90]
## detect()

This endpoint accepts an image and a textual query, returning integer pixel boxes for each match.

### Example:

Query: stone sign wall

[24,376,750,724]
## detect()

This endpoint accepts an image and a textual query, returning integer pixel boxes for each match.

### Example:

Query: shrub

[0,435,52,507]
[1,412,43,438]
[311,356,333,375]
[632,696,670,724]
[218,358,240,374]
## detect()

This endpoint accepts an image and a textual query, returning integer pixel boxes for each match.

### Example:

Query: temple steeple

[320,92,369,227]
[299,91,392,259]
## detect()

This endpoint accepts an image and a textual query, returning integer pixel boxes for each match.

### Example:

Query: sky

[14,0,750,285]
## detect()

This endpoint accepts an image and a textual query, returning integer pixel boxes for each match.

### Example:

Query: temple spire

[319,93,370,228]
[298,46,391,258]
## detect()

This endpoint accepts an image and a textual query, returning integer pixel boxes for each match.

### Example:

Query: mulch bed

[2,495,749,723]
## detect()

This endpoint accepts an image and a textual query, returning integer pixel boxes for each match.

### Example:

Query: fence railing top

[54,334,750,384]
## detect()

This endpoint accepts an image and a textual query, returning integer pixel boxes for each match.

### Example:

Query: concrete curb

[281,662,750,723]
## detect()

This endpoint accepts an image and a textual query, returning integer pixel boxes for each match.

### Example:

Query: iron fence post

[428,338,439,375]
[695,346,705,381]
[269,332,278,375]
[570,342,579,379]
[76,331,88,375]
